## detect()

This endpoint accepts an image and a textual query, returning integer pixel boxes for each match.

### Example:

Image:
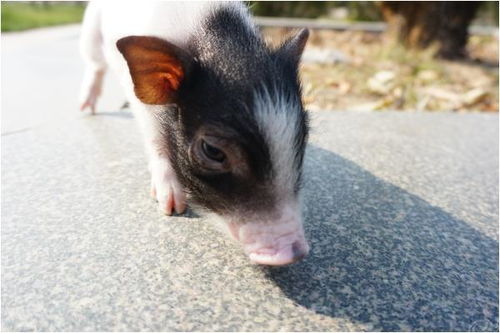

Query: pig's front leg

[149,154,187,215]
[133,105,187,215]
[79,68,105,114]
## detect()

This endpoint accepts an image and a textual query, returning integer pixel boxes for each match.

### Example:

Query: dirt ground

[262,27,499,112]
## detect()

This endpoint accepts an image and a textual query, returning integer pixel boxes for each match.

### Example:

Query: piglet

[79,1,310,266]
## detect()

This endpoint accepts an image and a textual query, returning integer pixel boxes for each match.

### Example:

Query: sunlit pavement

[2,25,498,331]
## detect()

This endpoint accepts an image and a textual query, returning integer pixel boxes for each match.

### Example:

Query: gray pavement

[2,25,499,331]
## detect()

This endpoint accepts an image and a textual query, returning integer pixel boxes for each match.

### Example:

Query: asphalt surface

[2,25,499,331]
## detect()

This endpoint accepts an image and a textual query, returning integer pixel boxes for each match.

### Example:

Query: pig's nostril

[291,241,307,262]
[248,242,309,266]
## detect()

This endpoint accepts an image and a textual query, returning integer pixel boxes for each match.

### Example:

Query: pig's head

[117,19,310,266]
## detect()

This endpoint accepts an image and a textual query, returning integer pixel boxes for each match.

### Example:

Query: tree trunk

[378,1,482,59]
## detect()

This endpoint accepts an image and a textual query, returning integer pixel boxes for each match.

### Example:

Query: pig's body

[79,1,310,265]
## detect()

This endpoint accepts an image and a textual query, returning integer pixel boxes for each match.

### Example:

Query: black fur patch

[157,6,309,216]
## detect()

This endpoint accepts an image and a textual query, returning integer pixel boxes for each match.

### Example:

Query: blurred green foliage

[1,1,86,32]
[249,1,380,21]
[475,1,499,26]
[1,1,497,33]
[249,1,498,25]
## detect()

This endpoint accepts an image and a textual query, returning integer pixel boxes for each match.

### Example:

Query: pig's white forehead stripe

[254,86,301,194]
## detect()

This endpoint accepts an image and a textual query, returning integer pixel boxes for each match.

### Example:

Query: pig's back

[95,1,248,100]
[99,2,230,49]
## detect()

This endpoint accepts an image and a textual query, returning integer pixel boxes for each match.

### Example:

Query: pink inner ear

[164,73,180,92]
[117,35,187,104]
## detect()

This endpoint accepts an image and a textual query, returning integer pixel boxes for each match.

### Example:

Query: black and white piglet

[79,1,310,266]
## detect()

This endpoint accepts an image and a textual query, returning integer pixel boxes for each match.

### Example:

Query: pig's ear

[116,36,191,105]
[275,28,309,65]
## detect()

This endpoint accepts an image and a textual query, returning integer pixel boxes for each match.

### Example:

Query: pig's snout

[248,239,309,266]
[228,215,309,266]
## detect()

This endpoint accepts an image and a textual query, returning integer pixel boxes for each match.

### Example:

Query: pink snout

[228,218,309,266]
[247,240,309,266]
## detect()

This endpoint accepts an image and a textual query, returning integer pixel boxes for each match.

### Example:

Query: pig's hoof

[151,182,187,216]
[79,90,99,114]
[80,100,96,114]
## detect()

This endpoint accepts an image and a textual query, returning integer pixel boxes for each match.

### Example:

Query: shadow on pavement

[265,145,499,331]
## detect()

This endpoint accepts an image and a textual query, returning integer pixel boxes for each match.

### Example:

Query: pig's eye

[190,134,234,174]
[201,140,226,163]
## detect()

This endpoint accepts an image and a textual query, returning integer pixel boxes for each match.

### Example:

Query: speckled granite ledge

[2,111,498,331]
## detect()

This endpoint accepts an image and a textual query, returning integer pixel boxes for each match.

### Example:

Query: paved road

[2,25,499,331]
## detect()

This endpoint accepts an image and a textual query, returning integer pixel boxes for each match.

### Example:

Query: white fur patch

[254,86,302,199]
[87,1,250,105]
